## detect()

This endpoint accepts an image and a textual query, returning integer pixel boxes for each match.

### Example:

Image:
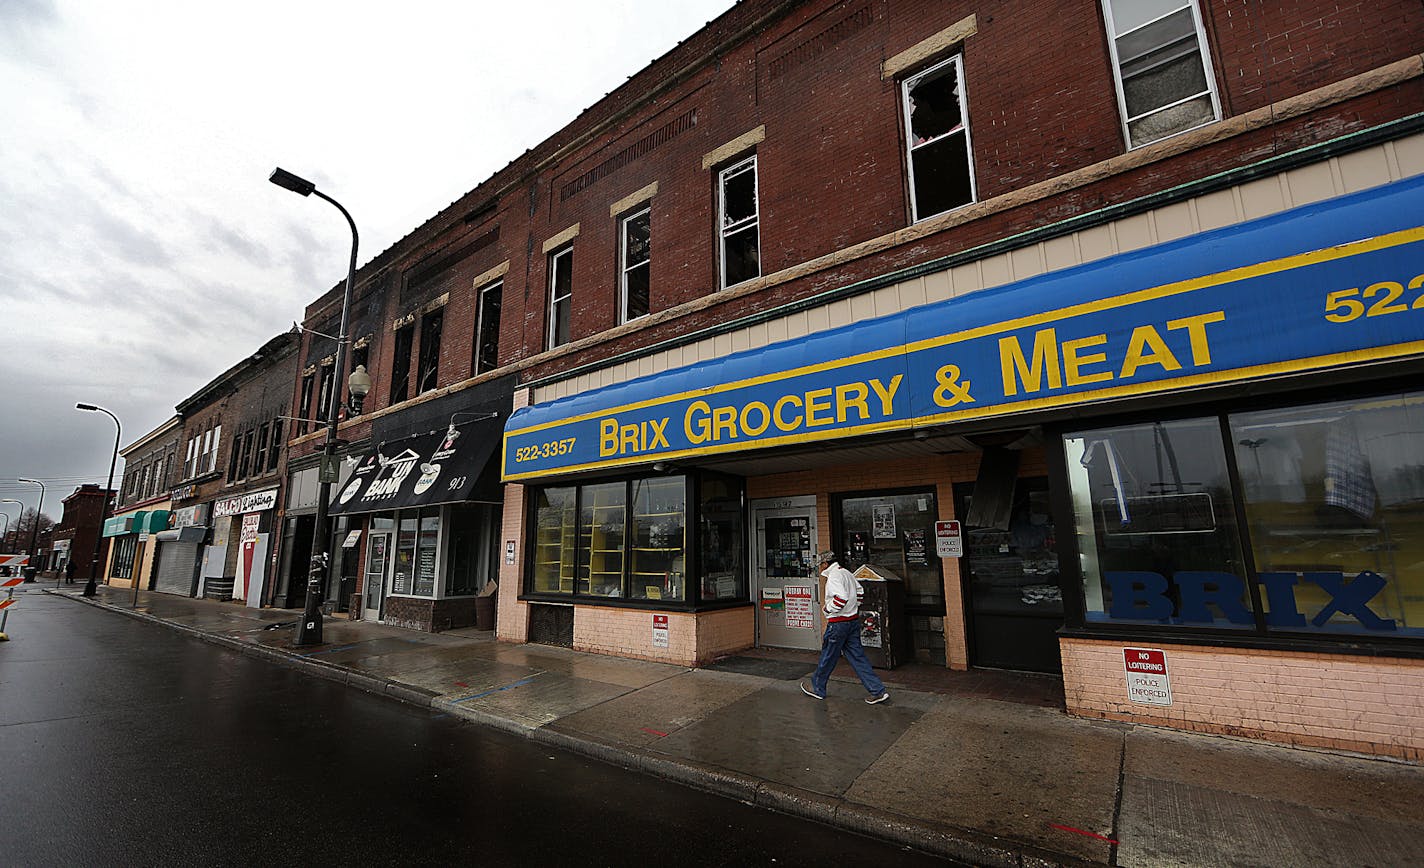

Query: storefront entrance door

[956,477,1064,673]
[362,531,392,622]
[751,497,821,651]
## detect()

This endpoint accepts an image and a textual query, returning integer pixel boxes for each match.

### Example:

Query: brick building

[283,1,1424,758]
[171,332,298,603]
[48,484,114,585]
[101,416,181,591]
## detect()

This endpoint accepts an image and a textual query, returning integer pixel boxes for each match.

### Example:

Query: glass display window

[630,477,686,602]
[834,489,944,608]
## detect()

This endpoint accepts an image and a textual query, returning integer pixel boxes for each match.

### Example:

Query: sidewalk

[52,586,1424,867]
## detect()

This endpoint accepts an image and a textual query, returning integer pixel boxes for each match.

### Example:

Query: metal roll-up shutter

[153,542,200,596]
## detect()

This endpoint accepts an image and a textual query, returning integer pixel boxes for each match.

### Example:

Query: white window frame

[207,425,221,473]
[547,246,573,349]
[475,279,502,375]
[901,54,977,222]
[1100,0,1221,149]
[620,207,651,323]
[717,155,760,289]
[185,437,197,478]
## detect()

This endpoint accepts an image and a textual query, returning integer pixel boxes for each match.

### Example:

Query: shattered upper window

[902,55,975,221]
[718,156,760,288]
[621,208,650,321]
[1103,0,1219,148]
[548,247,573,349]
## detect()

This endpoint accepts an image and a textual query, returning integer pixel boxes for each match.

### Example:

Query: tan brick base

[1061,637,1424,761]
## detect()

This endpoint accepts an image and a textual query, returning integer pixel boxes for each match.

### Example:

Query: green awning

[102,515,134,537]
[133,510,170,534]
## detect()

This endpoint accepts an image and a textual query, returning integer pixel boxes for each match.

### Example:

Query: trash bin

[22,566,38,582]
[851,564,912,669]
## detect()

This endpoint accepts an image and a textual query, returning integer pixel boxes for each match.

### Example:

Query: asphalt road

[0,587,954,866]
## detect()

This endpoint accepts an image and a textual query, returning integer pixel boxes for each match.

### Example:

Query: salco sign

[214,488,279,518]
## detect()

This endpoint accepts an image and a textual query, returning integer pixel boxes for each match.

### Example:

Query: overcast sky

[0,0,736,523]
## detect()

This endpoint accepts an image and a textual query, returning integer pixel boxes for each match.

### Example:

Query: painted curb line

[51,590,1097,867]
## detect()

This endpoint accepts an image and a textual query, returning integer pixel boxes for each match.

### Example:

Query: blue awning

[503,175,1424,481]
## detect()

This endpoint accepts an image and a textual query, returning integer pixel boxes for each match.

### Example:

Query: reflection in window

[836,490,943,607]
[579,482,626,597]
[718,156,760,288]
[1232,394,1424,637]
[631,477,686,602]
[1102,0,1219,147]
[699,475,747,601]
[621,208,651,322]
[1064,418,1252,628]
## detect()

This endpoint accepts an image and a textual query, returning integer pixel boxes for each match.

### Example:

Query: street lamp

[270,166,359,646]
[18,478,45,581]
[76,403,121,598]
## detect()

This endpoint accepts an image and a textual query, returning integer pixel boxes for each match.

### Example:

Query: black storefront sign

[329,419,501,515]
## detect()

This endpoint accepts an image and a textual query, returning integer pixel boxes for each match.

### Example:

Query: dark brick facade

[49,484,114,583]
[383,594,477,633]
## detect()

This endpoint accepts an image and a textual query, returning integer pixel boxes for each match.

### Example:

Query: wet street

[0,588,951,866]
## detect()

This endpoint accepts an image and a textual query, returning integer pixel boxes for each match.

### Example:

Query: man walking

[801,550,890,704]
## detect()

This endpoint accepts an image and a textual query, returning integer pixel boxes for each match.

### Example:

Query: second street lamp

[18,478,45,581]
[76,403,121,598]
[269,166,359,647]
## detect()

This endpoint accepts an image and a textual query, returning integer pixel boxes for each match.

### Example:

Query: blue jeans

[810,618,885,696]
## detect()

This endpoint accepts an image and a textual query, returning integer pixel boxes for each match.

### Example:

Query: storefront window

[532,487,576,594]
[392,513,418,595]
[1065,418,1251,628]
[699,475,746,601]
[836,490,943,607]
[445,504,496,597]
[525,473,742,606]
[111,535,138,579]
[580,482,626,597]
[630,477,686,602]
[1231,394,1424,637]
[413,507,440,597]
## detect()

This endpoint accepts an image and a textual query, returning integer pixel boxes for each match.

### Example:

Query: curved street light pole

[18,478,45,581]
[76,403,121,598]
[269,167,359,647]
[0,501,18,550]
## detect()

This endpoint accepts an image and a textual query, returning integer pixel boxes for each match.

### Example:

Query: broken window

[548,247,573,349]
[718,156,760,288]
[1102,0,1219,148]
[296,374,314,436]
[390,323,413,404]
[316,363,334,422]
[621,207,650,321]
[902,55,975,221]
[475,280,502,374]
[417,309,443,394]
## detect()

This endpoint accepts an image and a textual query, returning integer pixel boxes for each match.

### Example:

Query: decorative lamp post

[76,403,121,598]
[269,166,360,646]
[18,478,45,581]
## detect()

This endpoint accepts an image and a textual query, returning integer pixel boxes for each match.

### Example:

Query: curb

[52,590,1098,867]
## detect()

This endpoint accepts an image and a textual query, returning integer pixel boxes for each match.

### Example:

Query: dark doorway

[955,476,1063,673]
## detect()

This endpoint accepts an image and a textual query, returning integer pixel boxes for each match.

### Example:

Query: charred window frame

[416,309,443,395]
[316,363,335,424]
[252,422,270,475]
[620,207,651,322]
[547,246,573,349]
[267,418,283,472]
[390,323,414,404]
[901,54,976,222]
[238,428,256,479]
[717,156,760,289]
[297,374,314,436]
[1101,0,1220,149]
[475,280,502,375]
[227,435,241,481]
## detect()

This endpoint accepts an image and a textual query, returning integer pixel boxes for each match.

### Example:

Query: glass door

[362,531,392,622]
[751,497,821,651]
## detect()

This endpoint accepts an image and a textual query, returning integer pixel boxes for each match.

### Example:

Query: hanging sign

[652,614,669,648]
[935,520,963,557]
[1123,647,1173,706]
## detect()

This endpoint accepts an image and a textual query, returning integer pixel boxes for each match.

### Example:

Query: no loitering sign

[1123,647,1172,706]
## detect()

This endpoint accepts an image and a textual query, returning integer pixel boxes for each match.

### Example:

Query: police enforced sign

[1123,647,1172,706]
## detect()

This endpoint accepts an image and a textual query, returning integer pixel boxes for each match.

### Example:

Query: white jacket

[821,561,863,622]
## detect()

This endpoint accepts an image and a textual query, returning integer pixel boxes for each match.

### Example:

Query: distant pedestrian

[801,550,889,704]
[65,559,76,584]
